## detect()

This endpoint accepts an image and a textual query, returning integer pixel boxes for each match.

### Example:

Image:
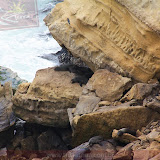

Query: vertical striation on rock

[44,0,160,82]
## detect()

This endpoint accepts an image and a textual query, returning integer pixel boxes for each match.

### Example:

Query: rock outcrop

[12,67,83,128]
[44,0,160,83]
[0,82,15,132]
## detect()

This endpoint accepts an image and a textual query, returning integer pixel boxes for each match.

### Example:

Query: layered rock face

[44,0,160,82]
[12,67,83,128]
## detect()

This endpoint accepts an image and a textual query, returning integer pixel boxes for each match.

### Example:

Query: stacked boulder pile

[113,121,160,160]
[1,0,160,159]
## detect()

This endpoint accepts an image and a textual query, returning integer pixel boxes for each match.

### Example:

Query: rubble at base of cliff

[1,62,160,160]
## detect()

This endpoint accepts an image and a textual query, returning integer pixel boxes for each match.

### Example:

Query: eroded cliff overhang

[44,0,160,82]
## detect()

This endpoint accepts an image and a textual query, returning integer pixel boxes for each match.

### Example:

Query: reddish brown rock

[133,150,160,160]
[113,143,133,160]
[149,153,160,160]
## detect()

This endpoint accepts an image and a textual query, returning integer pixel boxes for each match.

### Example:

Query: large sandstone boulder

[12,67,83,128]
[68,102,160,146]
[0,82,15,132]
[44,0,160,82]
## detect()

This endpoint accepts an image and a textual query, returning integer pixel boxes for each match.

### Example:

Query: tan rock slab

[71,103,160,146]
[86,69,132,102]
